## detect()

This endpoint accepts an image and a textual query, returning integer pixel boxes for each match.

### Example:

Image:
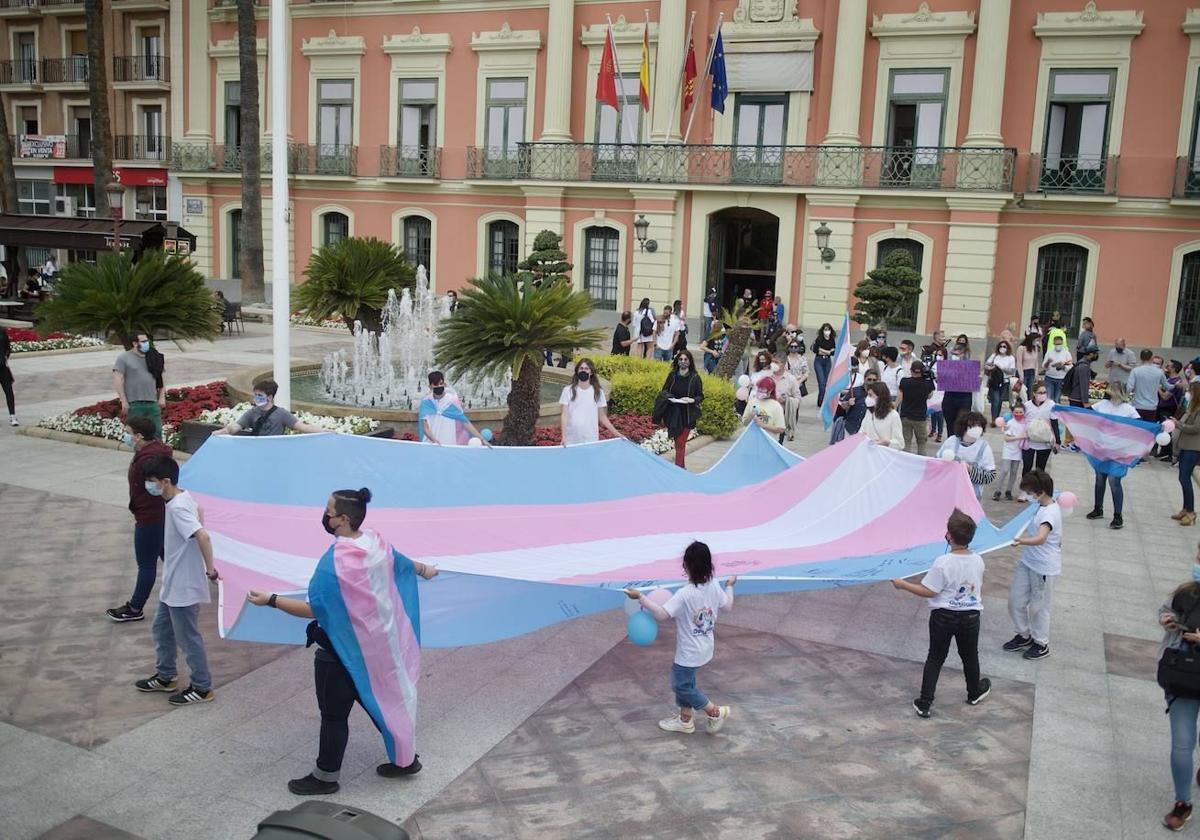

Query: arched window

[229,209,242,278]
[583,226,619,310]
[1174,251,1200,347]
[1032,243,1088,336]
[322,212,349,247]
[875,238,924,330]
[403,215,432,278]
[487,219,520,276]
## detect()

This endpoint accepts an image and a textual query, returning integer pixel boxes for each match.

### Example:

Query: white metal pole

[606,16,631,145]
[270,0,290,408]
[683,13,722,145]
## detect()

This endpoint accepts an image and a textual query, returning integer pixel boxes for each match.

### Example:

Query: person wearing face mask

[1016,334,1039,396]
[214,380,326,437]
[653,350,704,468]
[879,346,905,400]
[850,340,878,388]
[247,487,438,795]
[861,382,903,450]
[768,359,801,442]
[1157,548,1200,830]
[702,288,717,338]
[1041,335,1074,407]
[106,414,174,623]
[133,455,218,706]
[635,297,656,359]
[782,324,805,356]
[899,360,934,455]
[812,322,837,407]
[994,404,1027,502]
[985,341,1018,422]
[1084,382,1138,530]
[953,334,972,360]
[749,350,774,386]
[831,370,879,443]
[1129,348,1172,423]
[785,339,809,395]
[742,375,786,443]
[113,331,166,438]
[937,411,996,499]
[700,323,728,374]
[898,339,917,374]
[653,305,680,362]
[418,371,490,446]
[560,358,622,445]
[1013,380,1056,498]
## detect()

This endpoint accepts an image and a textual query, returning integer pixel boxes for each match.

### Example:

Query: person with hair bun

[248,486,439,796]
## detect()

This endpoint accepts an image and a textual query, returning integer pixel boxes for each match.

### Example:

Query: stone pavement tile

[88,790,268,840]
[35,816,146,840]
[402,803,519,840]
[1104,632,1159,682]
[1025,741,1123,840]
[0,729,89,793]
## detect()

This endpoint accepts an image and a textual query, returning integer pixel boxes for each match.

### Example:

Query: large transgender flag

[819,312,853,430]
[1054,404,1161,477]
[181,426,1033,648]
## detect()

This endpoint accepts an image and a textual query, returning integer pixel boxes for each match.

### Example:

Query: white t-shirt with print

[559,384,606,444]
[922,551,985,611]
[656,315,681,351]
[663,579,732,667]
[1002,419,1027,461]
[161,490,211,607]
[1021,501,1063,576]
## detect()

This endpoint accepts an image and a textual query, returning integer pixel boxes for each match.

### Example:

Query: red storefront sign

[53,167,168,187]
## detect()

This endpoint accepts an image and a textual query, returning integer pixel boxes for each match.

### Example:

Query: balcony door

[317,79,354,175]
[71,106,91,158]
[593,75,641,181]
[396,79,437,176]
[1041,70,1113,193]
[885,70,947,187]
[16,33,36,83]
[224,81,241,170]
[1032,243,1087,337]
[68,30,88,83]
[733,94,787,184]
[1174,253,1200,347]
[141,106,163,159]
[484,78,526,176]
[140,32,162,80]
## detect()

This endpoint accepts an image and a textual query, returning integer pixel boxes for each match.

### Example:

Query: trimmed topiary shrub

[594,356,738,440]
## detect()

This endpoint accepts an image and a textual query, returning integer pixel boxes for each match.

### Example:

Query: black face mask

[321,512,338,535]
[432,386,445,397]
[577,371,590,382]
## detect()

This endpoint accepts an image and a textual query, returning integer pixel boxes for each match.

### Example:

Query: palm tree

[714,300,760,380]
[84,0,115,216]
[293,237,415,335]
[0,90,26,283]
[37,250,222,346]
[435,273,605,446]
[236,0,265,302]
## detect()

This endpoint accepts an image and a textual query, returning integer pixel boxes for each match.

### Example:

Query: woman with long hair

[1085,382,1138,530]
[813,321,837,407]
[850,339,877,388]
[750,349,774,386]
[699,322,728,374]
[559,358,621,445]
[1015,380,1057,500]
[937,411,996,499]
[633,297,655,359]
[1016,334,1039,395]
[985,340,1018,422]
[953,334,972,360]
[1174,381,1200,526]
[654,349,704,468]
[861,382,904,450]
[1157,548,1200,830]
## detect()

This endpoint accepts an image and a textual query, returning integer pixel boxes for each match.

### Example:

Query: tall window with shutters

[487,220,520,277]
[583,227,619,311]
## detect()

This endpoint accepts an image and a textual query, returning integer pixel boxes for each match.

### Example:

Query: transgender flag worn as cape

[417,393,470,444]
[308,529,421,767]
[1053,404,1161,478]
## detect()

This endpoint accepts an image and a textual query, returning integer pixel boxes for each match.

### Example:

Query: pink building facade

[169,0,1200,346]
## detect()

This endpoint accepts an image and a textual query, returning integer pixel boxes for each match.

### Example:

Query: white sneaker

[8,415,17,427]
[658,715,695,734]
[705,705,731,734]
[1016,492,1028,503]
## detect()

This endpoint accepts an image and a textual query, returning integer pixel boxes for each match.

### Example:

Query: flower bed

[197,404,378,436]
[528,413,693,454]
[5,327,105,353]
[290,311,346,329]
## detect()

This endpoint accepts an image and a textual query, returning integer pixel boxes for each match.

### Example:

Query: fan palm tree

[37,250,221,347]
[435,273,604,446]
[293,236,415,335]
[714,299,761,381]
[235,0,265,303]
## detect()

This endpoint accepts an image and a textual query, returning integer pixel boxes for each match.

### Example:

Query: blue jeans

[1023,369,1036,394]
[703,353,718,374]
[702,317,712,339]
[1181,450,1200,513]
[1045,376,1065,405]
[1093,471,1124,516]
[988,383,1010,421]
[814,356,832,406]
[671,663,709,710]
[153,602,212,691]
[930,411,945,436]
[130,521,165,612]
[654,347,672,362]
[1170,696,1200,802]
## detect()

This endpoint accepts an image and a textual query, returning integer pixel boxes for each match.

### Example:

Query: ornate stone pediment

[733,0,797,24]
[1034,2,1145,38]
[471,22,542,52]
[382,27,453,55]
[301,30,366,57]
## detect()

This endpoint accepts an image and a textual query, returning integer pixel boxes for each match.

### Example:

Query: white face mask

[770,363,781,373]
[964,426,983,442]
[860,350,870,359]
[999,348,1009,355]
[755,390,769,401]
[865,395,877,408]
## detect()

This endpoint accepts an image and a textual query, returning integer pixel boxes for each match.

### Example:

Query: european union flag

[709,30,728,114]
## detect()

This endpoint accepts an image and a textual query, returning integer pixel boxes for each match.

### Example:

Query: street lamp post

[105,182,125,253]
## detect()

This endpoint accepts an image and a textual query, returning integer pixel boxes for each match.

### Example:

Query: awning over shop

[0,214,197,255]
[53,167,169,187]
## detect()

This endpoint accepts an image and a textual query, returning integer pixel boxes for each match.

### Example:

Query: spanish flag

[638,23,651,112]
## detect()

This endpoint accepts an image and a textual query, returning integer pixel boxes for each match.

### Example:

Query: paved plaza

[0,323,1194,839]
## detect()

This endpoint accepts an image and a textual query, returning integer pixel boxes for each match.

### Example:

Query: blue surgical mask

[144,480,163,497]
[122,432,135,448]
[139,340,151,353]
[1192,565,1200,584]
[253,394,269,407]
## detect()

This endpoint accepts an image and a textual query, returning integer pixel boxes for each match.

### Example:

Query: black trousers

[1021,447,1051,477]
[920,608,982,705]
[0,368,13,415]
[315,648,361,775]
[941,392,973,438]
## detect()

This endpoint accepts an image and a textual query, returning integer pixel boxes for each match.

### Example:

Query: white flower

[198,402,379,435]
[639,427,697,455]
[10,334,105,353]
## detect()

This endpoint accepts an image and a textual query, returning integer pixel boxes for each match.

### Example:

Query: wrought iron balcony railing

[42,56,89,84]
[1174,157,1200,200]
[0,0,42,10]
[115,134,170,161]
[379,145,441,179]
[170,141,353,176]
[465,143,1016,191]
[113,54,170,83]
[0,59,40,84]
[1029,153,1119,195]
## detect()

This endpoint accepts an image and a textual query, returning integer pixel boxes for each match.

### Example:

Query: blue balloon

[1003,413,1013,423]
[481,428,494,442]
[627,611,658,646]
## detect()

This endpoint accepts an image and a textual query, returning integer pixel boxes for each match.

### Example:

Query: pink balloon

[1057,491,1078,511]
[1164,419,1177,433]
[647,588,673,606]
[995,417,1007,430]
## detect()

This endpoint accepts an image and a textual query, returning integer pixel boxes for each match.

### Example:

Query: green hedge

[593,356,738,439]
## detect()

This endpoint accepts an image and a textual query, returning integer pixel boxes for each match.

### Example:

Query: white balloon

[467,437,483,447]
[1156,432,1172,446]
[737,375,751,388]
[939,449,957,461]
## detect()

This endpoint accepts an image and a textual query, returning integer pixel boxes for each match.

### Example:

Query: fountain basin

[228,364,572,437]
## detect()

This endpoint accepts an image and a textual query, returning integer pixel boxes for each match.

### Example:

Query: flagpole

[666,10,696,144]
[643,8,652,117]
[683,13,723,145]
[606,15,631,145]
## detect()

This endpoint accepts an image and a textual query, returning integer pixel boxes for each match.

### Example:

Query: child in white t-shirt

[625,541,735,735]
[1004,469,1062,661]
[892,509,991,718]
[994,405,1027,502]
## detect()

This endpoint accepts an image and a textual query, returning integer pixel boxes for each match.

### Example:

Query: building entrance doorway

[705,208,780,313]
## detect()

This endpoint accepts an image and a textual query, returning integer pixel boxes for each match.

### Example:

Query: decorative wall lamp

[814,221,835,263]
[634,214,658,253]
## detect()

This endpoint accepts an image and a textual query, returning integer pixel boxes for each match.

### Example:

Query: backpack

[639,311,654,338]
[1061,364,1078,396]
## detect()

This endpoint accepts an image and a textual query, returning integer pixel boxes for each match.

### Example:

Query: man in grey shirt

[1105,337,1137,389]
[214,379,325,436]
[113,332,164,437]
[1128,348,1170,422]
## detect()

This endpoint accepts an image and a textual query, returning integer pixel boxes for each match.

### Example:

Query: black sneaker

[377,755,422,778]
[107,602,145,622]
[992,491,1002,501]
[1002,634,1033,652]
[134,674,177,692]
[167,685,214,705]
[1165,801,1194,831]
[1005,491,1013,500]
[967,678,992,705]
[288,774,339,796]
[1110,515,1123,530]
[1085,509,1105,520]
[912,699,931,718]
[1023,642,1051,660]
